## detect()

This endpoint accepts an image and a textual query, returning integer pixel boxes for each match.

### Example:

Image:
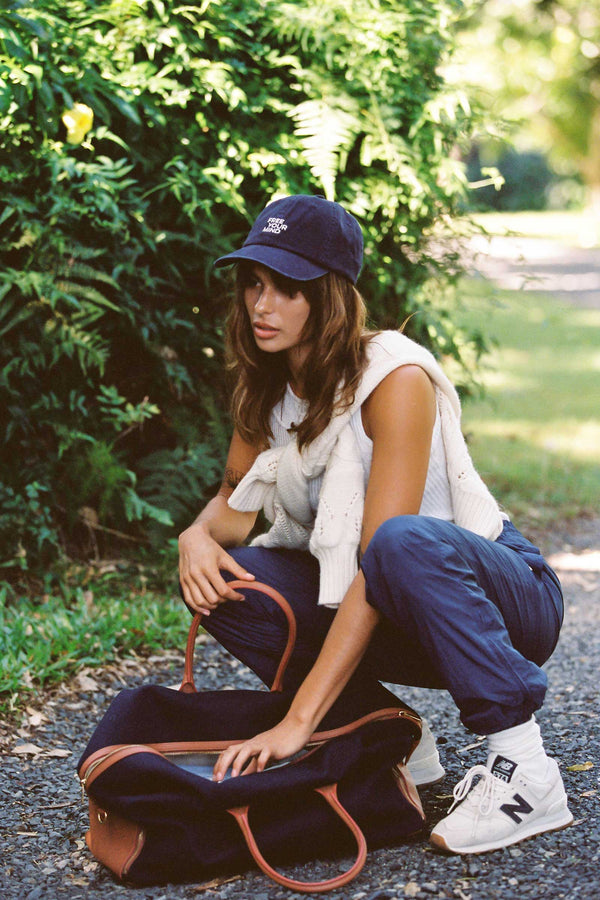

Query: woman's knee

[361,515,459,621]
[366,515,446,569]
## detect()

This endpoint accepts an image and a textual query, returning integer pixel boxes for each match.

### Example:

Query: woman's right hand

[178,522,255,616]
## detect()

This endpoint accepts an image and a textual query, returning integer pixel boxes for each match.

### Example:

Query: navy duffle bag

[78,582,425,893]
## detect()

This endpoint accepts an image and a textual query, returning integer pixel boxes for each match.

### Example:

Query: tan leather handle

[179,581,297,694]
[228,783,367,893]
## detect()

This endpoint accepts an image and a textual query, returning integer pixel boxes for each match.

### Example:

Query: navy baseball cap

[214,195,363,284]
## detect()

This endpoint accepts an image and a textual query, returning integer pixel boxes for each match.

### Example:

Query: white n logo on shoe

[500,793,534,824]
[490,754,518,783]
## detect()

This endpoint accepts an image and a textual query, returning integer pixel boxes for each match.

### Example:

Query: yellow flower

[62,103,94,145]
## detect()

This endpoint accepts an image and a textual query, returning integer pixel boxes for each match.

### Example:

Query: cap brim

[214,244,328,281]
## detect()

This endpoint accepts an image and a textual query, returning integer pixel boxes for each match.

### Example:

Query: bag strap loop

[228,783,367,893]
[179,581,297,694]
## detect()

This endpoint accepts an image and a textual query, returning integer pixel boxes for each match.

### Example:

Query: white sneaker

[406,718,445,786]
[430,754,573,854]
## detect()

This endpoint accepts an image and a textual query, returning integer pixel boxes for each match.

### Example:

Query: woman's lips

[253,322,279,339]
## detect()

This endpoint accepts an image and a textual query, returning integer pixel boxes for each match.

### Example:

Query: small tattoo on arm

[219,467,246,496]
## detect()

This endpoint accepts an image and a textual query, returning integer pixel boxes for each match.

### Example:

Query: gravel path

[468,235,600,309]
[1,518,599,900]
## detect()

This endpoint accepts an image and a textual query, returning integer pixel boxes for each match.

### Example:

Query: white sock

[486,716,550,781]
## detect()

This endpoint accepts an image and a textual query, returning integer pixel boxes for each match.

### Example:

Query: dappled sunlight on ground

[458,283,600,494]
[549,550,600,573]
[468,419,600,463]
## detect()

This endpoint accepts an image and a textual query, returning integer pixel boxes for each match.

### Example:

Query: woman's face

[243,264,312,363]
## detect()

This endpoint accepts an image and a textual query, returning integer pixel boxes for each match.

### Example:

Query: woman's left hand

[213,716,314,782]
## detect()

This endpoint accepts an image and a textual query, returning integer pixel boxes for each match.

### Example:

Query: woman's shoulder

[360,329,461,417]
[356,330,436,396]
[364,329,433,361]
[360,365,436,439]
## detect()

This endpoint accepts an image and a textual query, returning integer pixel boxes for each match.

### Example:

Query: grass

[469,209,600,249]
[0,564,188,715]
[456,278,600,532]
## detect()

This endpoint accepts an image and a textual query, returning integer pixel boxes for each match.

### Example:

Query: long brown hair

[225,262,371,451]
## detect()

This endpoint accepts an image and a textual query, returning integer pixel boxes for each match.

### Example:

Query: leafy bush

[0,482,61,573]
[1,0,482,582]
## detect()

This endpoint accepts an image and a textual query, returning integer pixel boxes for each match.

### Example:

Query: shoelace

[449,765,504,815]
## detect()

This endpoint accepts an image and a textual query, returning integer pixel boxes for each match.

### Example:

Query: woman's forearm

[285,570,380,731]
[213,569,380,779]
[191,493,257,547]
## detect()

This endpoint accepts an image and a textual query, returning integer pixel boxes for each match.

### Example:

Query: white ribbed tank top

[269,384,454,521]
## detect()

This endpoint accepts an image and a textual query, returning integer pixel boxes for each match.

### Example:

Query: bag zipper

[309,706,420,744]
[79,707,421,800]
[80,744,162,800]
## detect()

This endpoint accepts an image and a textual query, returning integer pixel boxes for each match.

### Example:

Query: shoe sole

[429,807,574,855]
[409,764,446,787]
[407,755,446,787]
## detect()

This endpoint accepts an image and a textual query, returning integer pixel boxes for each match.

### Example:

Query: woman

[178,194,572,854]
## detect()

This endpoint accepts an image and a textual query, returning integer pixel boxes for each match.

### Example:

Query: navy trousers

[194,517,564,735]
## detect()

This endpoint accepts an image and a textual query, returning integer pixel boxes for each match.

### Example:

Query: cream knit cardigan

[228,330,505,608]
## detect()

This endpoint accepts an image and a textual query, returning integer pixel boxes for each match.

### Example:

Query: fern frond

[138,444,222,526]
[265,2,334,51]
[51,320,110,375]
[55,257,118,288]
[55,280,120,312]
[289,99,358,200]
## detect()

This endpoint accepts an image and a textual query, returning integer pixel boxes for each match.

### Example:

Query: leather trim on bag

[86,796,146,878]
[392,763,426,823]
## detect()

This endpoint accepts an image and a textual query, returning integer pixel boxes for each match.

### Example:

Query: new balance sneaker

[430,754,573,854]
[406,718,446,786]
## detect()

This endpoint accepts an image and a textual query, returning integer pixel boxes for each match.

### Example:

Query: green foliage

[456,0,600,200]
[0,482,61,572]
[1,0,483,581]
[0,573,189,712]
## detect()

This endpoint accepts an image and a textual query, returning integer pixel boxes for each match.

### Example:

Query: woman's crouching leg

[360,515,556,735]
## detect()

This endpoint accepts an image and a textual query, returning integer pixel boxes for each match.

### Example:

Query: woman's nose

[254,284,275,313]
